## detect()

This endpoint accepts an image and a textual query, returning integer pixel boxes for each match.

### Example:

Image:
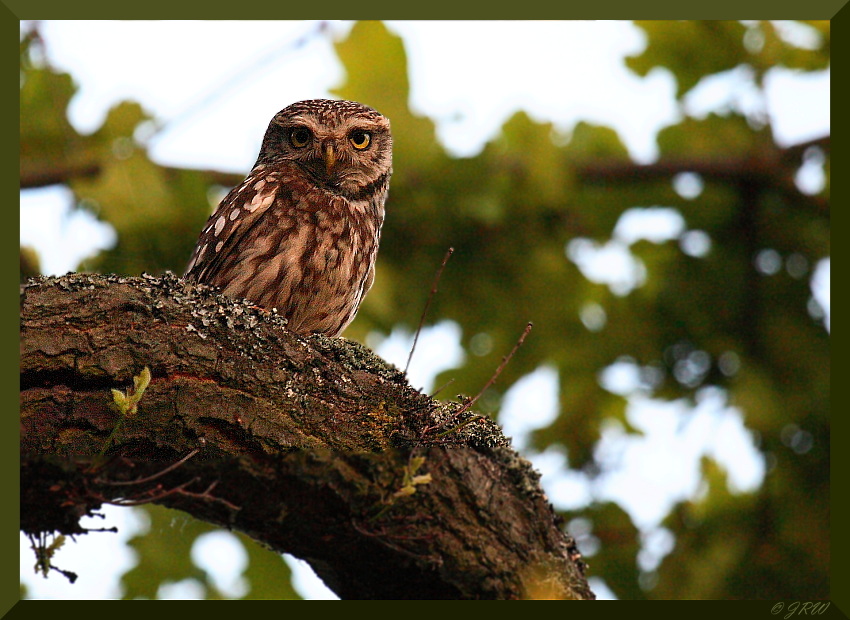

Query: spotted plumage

[185,99,392,336]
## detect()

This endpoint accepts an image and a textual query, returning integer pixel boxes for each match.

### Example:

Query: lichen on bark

[20,272,594,600]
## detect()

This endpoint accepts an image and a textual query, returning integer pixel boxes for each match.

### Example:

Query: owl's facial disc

[257,105,391,196]
[291,128,386,193]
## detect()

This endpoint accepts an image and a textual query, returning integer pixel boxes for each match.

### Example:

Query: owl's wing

[363,261,376,294]
[185,168,287,284]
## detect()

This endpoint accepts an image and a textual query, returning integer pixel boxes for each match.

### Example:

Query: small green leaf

[112,389,128,410]
[132,366,151,402]
[392,485,417,500]
[408,456,426,475]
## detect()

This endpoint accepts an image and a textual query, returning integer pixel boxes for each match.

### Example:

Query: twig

[423,322,533,437]
[154,22,331,141]
[108,478,201,506]
[351,520,436,561]
[107,478,241,512]
[96,448,200,486]
[458,321,533,417]
[429,378,455,398]
[405,247,454,375]
[174,480,242,512]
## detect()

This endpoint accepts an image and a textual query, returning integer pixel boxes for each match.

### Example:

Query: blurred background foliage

[20,20,829,599]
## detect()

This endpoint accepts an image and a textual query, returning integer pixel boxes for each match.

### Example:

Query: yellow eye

[290,127,312,148]
[349,130,371,150]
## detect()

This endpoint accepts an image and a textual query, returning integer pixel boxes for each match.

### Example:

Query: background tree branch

[20,272,594,600]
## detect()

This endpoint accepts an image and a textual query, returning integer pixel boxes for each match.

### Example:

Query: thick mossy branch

[20,273,594,600]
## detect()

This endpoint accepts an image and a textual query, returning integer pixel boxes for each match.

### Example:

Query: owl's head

[256,99,392,196]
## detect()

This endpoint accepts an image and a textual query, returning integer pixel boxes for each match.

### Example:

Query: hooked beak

[323,143,336,175]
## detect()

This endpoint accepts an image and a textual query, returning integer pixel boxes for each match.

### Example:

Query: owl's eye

[349,130,371,150]
[290,127,312,148]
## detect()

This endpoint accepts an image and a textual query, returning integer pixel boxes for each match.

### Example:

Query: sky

[19,20,830,601]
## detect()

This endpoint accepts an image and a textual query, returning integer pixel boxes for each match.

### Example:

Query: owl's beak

[323,143,336,175]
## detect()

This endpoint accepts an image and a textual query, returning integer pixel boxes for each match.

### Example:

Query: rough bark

[20,272,594,600]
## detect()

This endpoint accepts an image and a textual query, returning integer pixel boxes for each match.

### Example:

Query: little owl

[185,99,392,336]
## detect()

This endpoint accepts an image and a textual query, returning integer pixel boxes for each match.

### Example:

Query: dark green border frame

[7,8,845,613]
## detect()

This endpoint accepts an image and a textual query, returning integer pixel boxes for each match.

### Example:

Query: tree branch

[20,272,594,600]
[19,160,244,191]
[575,134,830,217]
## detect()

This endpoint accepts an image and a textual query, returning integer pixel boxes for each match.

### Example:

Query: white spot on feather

[246,189,275,213]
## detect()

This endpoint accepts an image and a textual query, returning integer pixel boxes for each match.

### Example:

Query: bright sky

[20,20,830,601]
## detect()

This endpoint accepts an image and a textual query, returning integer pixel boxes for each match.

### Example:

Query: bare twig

[104,477,240,513]
[108,478,201,506]
[450,322,533,418]
[405,247,454,376]
[429,378,455,398]
[424,322,533,437]
[154,21,332,141]
[96,448,201,486]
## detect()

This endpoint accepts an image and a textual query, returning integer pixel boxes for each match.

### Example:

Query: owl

[185,99,392,337]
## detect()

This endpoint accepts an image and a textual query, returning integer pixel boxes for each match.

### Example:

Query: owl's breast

[242,189,381,336]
